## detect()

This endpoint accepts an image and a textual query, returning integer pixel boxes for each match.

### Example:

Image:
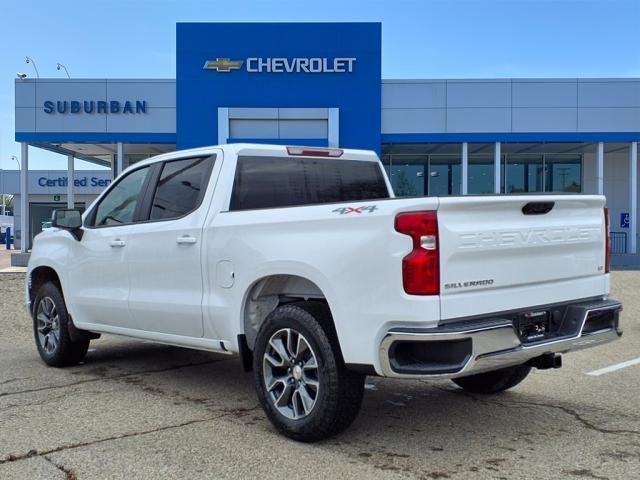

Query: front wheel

[32,282,90,367]
[253,302,365,442]
[451,364,532,394]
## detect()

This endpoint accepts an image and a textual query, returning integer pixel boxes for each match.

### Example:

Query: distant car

[26,143,622,441]
[41,221,53,231]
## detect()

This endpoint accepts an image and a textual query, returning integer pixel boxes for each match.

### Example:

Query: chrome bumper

[379,299,622,379]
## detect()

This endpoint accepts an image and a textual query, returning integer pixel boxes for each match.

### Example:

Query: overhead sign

[177,23,381,152]
[203,57,356,73]
[43,100,148,115]
[38,176,112,188]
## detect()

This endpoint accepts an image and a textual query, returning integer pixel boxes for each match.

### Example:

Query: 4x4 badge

[332,205,378,215]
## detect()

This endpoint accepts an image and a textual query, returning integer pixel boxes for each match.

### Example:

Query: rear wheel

[32,282,90,367]
[452,365,531,394]
[253,302,365,442]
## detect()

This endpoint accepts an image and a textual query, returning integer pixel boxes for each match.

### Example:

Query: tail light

[395,211,440,295]
[604,207,611,273]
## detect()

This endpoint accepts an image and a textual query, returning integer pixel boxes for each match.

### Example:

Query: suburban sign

[204,57,356,73]
[43,100,148,115]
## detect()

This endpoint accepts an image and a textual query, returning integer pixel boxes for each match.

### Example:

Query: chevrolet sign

[204,57,356,73]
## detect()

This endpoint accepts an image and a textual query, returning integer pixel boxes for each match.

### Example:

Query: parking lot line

[586,357,640,376]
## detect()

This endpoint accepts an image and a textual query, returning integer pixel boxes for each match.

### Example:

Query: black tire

[32,281,90,367]
[253,302,365,442]
[452,365,532,394]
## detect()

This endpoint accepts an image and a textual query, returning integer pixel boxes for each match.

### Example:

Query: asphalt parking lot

[1,272,638,480]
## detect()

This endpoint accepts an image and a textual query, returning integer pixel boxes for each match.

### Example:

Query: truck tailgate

[437,195,608,320]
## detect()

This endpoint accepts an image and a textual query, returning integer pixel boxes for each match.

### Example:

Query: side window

[230,156,389,211]
[93,166,150,227]
[149,155,215,221]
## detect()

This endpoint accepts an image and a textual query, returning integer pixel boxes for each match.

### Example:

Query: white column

[328,108,340,148]
[630,142,638,254]
[67,155,75,209]
[217,107,229,145]
[494,142,501,194]
[597,142,604,195]
[461,142,468,195]
[20,143,29,253]
[116,142,124,178]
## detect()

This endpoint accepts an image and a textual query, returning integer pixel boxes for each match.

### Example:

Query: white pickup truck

[27,144,622,441]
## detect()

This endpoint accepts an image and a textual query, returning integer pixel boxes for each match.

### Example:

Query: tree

[1,195,14,216]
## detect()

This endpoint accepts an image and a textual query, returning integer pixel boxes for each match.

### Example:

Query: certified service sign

[204,57,356,73]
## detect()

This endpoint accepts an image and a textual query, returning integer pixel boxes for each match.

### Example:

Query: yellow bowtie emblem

[203,58,244,72]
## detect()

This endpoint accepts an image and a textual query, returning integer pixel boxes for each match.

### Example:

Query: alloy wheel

[36,297,60,354]
[262,328,320,420]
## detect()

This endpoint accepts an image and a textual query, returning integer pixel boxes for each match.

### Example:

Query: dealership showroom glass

[5,22,639,263]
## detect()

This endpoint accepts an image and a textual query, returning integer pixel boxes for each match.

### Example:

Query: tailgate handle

[522,202,554,215]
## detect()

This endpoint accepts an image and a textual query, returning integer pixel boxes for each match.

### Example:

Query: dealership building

[10,22,640,259]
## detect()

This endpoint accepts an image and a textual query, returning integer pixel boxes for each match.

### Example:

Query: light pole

[1,169,4,216]
[56,63,70,78]
[11,155,20,170]
[25,56,39,78]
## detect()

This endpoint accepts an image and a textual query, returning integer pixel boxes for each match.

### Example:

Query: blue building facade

[12,22,640,255]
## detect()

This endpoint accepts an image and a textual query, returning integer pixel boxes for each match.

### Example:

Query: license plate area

[516,310,550,343]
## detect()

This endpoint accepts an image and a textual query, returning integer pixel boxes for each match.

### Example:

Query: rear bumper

[379,299,622,379]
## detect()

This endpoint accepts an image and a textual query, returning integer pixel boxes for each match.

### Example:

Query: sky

[0,0,638,171]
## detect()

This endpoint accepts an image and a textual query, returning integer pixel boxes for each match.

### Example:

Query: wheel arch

[28,264,99,342]
[29,265,63,307]
[240,274,336,351]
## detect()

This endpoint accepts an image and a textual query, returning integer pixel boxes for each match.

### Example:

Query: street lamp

[56,63,70,78]
[11,155,20,170]
[1,168,4,216]
[25,56,39,78]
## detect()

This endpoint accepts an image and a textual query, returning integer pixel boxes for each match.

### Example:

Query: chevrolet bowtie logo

[203,58,244,72]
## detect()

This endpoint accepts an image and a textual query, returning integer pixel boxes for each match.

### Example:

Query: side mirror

[51,209,83,239]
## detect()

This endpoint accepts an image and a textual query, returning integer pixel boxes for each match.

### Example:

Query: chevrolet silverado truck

[26,143,622,441]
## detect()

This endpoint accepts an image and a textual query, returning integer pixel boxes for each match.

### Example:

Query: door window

[93,166,150,227]
[149,156,215,220]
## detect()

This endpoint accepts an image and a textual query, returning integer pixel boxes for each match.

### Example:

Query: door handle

[110,239,126,248]
[176,235,197,245]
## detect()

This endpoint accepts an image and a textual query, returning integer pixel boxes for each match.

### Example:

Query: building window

[385,154,427,197]
[503,153,581,193]
[544,155,582,193]
[503,154,544,193]
[468,154,494,194]
[382,144,583,196]
[382,144,461,197]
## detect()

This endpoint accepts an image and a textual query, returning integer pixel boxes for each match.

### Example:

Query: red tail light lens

[286,146,343,157]
[395,211,440,295]
[604,207,611,273]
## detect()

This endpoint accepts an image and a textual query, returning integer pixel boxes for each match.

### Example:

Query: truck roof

[123,143,380,174]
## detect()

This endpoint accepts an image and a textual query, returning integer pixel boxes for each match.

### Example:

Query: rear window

[229,156,390,211]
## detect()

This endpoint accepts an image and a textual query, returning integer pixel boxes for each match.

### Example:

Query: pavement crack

[429,384,640,436]
[0,377,31,386]
[42,455,78,480]
[0,416,219,466]
[0,359,227,399]
[496,399,640,436]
